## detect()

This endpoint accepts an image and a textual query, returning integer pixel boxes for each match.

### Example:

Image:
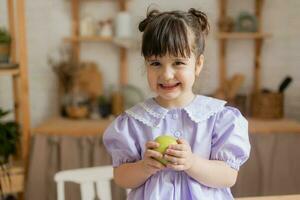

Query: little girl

[103,8,250,200]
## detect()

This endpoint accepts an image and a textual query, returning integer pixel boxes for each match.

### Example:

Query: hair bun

[138,9,160,32]
[188,8,210,34]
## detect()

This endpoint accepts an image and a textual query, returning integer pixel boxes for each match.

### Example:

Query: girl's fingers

[165,148,185,158]
[168,144,185,151]
[149,160,165,169]
[177,138,188,145]
[169,139,190,151]
[145,149,163,159]
[145,141,160,149]
[164,154,184,165]
[145,158,165,169]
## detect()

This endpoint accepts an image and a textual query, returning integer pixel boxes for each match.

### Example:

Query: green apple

[153,135,178,165]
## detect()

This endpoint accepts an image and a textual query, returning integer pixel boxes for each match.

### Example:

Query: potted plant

[0,28,12,63]
[0,108,20,197]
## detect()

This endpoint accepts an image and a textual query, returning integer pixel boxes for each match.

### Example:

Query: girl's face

[145,53,203,108]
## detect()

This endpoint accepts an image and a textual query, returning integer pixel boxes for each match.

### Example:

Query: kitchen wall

[0,0,299,126]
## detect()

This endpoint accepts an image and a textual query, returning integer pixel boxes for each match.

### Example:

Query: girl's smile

[159,82,181,90]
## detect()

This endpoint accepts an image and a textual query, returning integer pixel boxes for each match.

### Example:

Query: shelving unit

[0,0,30,196]
[216,32,271,39]
[64,36,114,42]
[32,1,130,140]
[65,0,129,86]
[217,0,271,93]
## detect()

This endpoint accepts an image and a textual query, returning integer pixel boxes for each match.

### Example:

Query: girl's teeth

[160,83,180,88]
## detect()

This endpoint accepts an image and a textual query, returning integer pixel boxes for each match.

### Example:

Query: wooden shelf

[0,63,19,76]
[64,36,134,48]
[0,68,19,76]
[32,117,113,136]
[64,36,114,42]
[249,118,300,134]
[216,32,272,39]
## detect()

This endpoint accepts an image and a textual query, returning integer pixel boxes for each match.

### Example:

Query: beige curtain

[232,133,300,197]
[25,134,126,200]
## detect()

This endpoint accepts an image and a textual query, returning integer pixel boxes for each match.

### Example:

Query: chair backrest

[54,165,114,200]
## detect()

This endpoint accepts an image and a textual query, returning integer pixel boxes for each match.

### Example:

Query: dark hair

[139,8,209,59]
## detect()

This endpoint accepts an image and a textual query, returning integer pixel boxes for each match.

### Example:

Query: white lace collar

[125,95,227,128]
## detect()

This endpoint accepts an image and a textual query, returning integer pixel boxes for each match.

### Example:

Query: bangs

[141,15,191,58]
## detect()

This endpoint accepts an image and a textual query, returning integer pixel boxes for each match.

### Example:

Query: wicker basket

[227,95,248,116]
[250,92,284,119]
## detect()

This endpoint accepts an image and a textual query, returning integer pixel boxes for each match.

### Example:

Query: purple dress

[103,95,250,200]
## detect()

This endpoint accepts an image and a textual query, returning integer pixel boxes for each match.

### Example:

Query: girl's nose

[162,66,174,80]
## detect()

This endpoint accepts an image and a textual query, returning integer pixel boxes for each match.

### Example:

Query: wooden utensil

[278,76,292,93]
[227,74,245,100]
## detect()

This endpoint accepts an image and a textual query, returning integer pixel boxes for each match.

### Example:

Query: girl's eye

[175,61,186,66]
[150,62,161,67]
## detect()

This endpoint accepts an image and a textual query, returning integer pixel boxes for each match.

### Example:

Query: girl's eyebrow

[146,58,160,62]
[173,58,189,61]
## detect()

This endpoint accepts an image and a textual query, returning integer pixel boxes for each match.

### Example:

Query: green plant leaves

[0,28,11,44]
[0,108,20,165]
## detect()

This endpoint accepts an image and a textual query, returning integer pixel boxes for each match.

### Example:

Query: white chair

[54,165,114,200]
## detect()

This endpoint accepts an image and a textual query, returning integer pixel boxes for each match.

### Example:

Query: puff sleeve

[103,113,141,167]
[210,106,251,170]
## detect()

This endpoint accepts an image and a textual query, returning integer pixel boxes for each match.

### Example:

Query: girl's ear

[195,55,204,77]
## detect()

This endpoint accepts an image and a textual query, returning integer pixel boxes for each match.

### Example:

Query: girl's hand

[141,141,166,175]
[164,138,194,171]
